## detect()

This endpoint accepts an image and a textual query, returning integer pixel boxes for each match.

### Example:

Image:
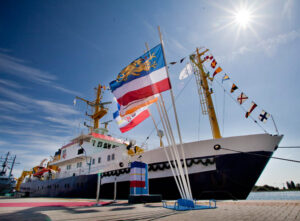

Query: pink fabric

[0,201,112,207]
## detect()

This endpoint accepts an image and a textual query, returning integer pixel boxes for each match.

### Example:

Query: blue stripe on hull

[21,151,272,200]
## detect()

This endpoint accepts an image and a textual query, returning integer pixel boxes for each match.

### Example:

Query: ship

[0,152,17,195]
[18,47,283,200]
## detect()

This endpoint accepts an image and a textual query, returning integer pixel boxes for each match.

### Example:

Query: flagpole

[158,94,189,199]
[156,97,187,199]
[96,172,101,205]
[271,115,279,135]
[149,109,185,198]
[145,42,149,51]
[157,26,192,199]
[145,41,185,198]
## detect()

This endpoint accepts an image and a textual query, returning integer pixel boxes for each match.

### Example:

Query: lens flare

[234,9,251,29]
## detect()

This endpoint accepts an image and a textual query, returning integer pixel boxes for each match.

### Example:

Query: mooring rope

[220,147,300,164]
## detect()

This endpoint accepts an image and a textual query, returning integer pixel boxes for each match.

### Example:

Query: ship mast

[75,84,110,130]
[191,48,222,139]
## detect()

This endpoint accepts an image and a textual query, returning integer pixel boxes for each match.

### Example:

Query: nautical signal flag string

[169,56,187,66]
[200,50,272,128]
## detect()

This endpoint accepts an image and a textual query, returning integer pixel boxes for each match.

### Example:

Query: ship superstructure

[0,152,17,195]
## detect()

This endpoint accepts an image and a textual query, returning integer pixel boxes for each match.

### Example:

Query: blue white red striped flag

[110,44,171,113]
[113,107,150,133]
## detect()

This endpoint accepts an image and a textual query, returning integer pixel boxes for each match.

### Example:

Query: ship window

[98,157,101,163]
[108,144,111,149]
[92,159,95,164]
[107,155,110,161]
[97,141,103,147]
[112,145,117,149]
[77,162,82,168]
[112,154,115,160]
[67,165,71,170]
[92,140,96,146]
[103,143,107,148]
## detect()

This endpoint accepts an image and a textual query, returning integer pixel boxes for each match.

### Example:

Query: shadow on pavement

[0,203,182,221]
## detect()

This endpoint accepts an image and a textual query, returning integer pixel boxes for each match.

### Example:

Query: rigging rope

[214,79,268,134]
[220,147,300,164]
[141,74,194,148]
[197,96,201,141]
[222,89,226,136]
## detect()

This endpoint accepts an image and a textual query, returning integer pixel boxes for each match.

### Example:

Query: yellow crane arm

[16,171,32,191]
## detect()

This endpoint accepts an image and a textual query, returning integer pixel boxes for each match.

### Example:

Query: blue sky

[0,0,299,188]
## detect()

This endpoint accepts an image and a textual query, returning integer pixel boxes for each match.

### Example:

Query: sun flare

[234,9,252,29]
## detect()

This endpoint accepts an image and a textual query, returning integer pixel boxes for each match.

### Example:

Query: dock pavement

[0,198,299,220]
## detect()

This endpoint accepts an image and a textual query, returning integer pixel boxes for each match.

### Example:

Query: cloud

[0,52,79,96]
[168,37,188,52]
[223,29,300,61]
[0,100,30,113]
[0,79,23,89]
[0,115,41,124]
[52,85,80,96]
[282,0,294,21]
[259,30,300,56]
[35,100,79,116]
[44,116,81,127]
[0,140,9,146]
[0,52,56,83]
[0,87,79,116]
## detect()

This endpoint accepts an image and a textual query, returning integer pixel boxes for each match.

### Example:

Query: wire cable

[220,147,300,164]
[141,74,194,147]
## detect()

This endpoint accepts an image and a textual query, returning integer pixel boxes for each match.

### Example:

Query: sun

[234,9,252,29]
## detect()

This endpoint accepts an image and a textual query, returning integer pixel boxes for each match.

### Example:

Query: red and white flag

[113,107,150,133]
[237,92,248,105]
[245,102,257,118]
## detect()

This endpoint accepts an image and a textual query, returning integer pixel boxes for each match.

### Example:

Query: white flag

[179,63,193,80]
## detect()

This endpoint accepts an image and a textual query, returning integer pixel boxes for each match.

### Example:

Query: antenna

[74,85,111,129]
[101,120,112,129]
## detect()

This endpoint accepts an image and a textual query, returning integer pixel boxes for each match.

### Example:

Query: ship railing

[55,168,88,179]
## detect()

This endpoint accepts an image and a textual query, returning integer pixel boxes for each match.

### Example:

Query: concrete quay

[0,198,299,221]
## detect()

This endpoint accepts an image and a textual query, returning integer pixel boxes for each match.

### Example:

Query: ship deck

[0,197,299,221]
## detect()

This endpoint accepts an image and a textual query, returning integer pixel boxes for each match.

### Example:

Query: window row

[92,140,118,149]
[66,154,115,169]
[37,183,84,190]
[91,154,115,165]
[66,162,82,170]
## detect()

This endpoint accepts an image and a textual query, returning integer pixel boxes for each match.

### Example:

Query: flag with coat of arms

[110,44,171,116]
